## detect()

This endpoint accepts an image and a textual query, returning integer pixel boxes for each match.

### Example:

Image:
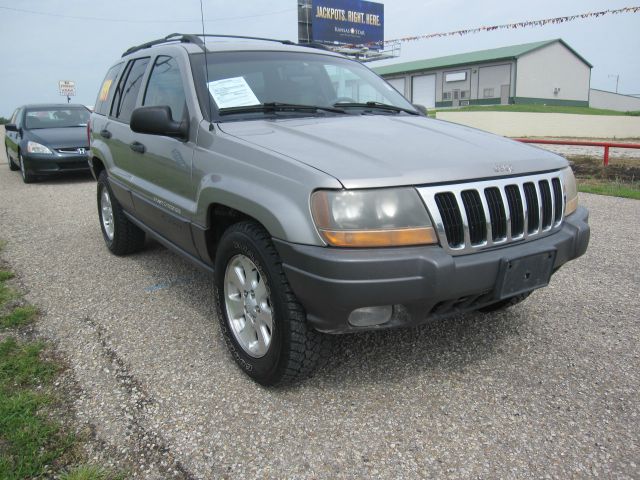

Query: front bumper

[275,206,590,333]
[22,153,90,176]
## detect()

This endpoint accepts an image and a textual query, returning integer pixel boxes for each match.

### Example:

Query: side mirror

[4,123,18,132]
[130,106,188,140]
[413,104,428,116]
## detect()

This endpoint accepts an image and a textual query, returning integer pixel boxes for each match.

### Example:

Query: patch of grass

[1,305,38,329]
[436,104,634,116]
[578,179,640,200]
[0,271,13,282]
[0,337,75,479]
[60,464,125,480]
[0,280,15,306]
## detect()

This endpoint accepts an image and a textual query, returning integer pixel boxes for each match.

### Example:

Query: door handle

[129,141,146,154]
[99,129,112,139]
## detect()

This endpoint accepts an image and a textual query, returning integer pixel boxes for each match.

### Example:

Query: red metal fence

[514,139,640,166]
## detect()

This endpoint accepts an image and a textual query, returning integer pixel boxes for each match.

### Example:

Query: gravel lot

[0,145,639,479]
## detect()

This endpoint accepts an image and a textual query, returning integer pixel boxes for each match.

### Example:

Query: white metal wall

[589,89,640,112]
[516,42,590,102]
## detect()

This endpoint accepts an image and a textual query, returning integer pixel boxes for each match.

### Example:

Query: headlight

[561,167,578,216]
[311,188,437,247]
[27,141,52,154]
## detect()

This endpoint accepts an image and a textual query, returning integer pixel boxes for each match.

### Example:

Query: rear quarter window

[110,57,150,123]
[95,63,123,116]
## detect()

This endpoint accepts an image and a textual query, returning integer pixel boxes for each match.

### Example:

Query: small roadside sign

[59,80,76,103]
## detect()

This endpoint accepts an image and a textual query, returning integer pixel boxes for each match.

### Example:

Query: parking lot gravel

[0,145,639,479]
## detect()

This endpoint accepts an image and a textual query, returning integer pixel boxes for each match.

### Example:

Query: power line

[0,5,295,24]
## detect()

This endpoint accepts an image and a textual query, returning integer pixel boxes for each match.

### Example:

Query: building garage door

[386,77,407,98]
[412,74,436,108]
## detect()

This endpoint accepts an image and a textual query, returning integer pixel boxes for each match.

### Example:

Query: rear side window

[95,63,123,116]
[111,57,150,123]
[143,56,187,121]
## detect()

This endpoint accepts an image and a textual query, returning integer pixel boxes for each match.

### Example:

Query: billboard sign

[311,0,384,48]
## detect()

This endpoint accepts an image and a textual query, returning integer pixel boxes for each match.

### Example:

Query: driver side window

[143,56,188,121]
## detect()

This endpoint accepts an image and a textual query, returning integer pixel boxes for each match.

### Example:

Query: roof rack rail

[122,33,295,57]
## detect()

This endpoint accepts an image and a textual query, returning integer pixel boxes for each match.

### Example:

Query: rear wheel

[97,170,145,255]
[213,221,332,386]
[19,153,35,183]
[6,147,19,171]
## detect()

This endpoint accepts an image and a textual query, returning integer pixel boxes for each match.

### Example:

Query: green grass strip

[1,305,38,329]
[0,338,74,479]
[579,183,640,200]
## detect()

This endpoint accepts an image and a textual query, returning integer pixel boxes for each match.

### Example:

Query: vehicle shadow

[126,237,527,390]
[33,171,95,185]
[309,309,528,388]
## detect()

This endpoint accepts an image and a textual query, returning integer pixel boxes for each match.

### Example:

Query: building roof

[372,39,592,76]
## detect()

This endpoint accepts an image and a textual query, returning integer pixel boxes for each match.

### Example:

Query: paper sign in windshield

[208,77,260,109]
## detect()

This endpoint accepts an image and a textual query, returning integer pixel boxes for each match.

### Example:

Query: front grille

[418,172,565,255]
[56,147,89,154]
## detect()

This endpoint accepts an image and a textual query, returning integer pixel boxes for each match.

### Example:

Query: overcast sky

[0,0,638,116]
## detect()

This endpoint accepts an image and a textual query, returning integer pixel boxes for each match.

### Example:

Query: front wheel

[19,153,35,183]
[97,170,145,255]
[6,147,19,171]
[213,221,332,386]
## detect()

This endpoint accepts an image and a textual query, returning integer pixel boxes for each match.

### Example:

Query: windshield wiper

[218,102,346,116]
[332,101,419,115]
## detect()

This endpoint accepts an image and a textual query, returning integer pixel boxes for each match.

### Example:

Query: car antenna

[200,0,214,131]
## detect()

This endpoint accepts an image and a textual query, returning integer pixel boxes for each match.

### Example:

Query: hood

[218,115,568,189]
[27,127,88,149]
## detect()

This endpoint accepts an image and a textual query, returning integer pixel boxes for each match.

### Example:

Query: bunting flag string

[354,6,640,47]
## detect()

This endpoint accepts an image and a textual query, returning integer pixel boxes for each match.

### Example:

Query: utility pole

[608,74,620,93]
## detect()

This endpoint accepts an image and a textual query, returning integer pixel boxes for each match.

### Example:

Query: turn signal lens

[319,227,437,247]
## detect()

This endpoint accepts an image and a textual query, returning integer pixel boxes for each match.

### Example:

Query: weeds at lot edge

[0,243,122,479]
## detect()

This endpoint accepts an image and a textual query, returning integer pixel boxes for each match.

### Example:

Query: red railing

[514,138,640,166]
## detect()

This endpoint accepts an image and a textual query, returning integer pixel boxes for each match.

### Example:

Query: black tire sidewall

[214,227,287,385]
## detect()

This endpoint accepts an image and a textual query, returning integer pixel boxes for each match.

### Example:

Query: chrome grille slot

[461,190,486,245]
[434,192,464,247]
[484,187,507,241]
[552,178,563,224]
[523,182,539,233]
[539,180,553,229]
[505,184,525,237]
[418,172,565,255]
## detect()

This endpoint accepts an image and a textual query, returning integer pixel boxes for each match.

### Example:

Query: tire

[6,147,19,171]
[97,170,145,255]
[19,153,35,183]
[478,291,532,313]
[213,221,332,386]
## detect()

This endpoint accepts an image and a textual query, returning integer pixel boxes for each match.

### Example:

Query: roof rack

[122,33,295,57]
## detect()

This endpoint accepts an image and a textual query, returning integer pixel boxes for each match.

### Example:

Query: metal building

[372,39,592,109]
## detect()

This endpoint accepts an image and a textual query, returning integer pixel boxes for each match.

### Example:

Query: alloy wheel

[223,254,273,358]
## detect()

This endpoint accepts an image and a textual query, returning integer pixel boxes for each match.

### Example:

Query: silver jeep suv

[89,34,590,385]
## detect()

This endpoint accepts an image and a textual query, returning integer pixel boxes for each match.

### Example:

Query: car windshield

[190,50,416,120]
[24,107,90,129]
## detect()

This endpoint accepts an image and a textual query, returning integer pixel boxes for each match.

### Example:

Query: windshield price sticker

[208,77,260,109]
